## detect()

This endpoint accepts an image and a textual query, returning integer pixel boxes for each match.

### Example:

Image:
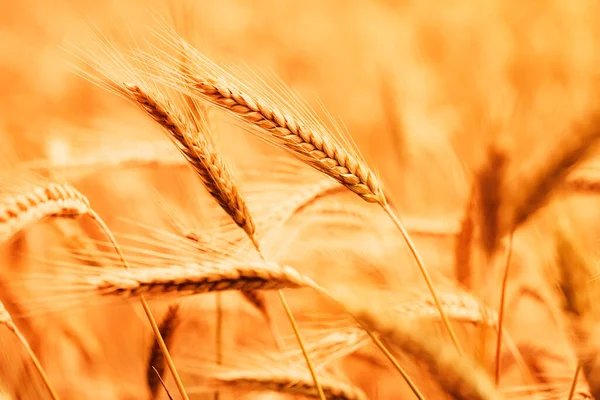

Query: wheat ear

[119,83,285,345]
[0,182,90,243]
[136,29,461,352]
[79,261,317,298]
[0,301,60,400]
[161,57,462,354]
[202,370,367,400]
[332,287,502,400]
[119,81,324,397]
[122,84,257,246]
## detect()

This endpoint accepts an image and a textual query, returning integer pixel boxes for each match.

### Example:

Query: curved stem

[383,204,463,355]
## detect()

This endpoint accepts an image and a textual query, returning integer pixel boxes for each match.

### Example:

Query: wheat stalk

[0,301,60,400]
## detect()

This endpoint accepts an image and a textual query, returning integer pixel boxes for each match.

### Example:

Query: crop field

[0,1,599,399]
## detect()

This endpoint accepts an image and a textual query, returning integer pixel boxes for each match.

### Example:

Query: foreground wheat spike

[138,29,462,355]
[49,261,319,300]
[0,301,60,400]
[332,287,502,400]
[122,83,258,247]
[0,181,90,243]
[147,304,181,400]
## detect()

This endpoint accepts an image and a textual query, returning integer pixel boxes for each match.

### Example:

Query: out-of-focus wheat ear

[455,183,477,288]
[0,301,60,400]
[503,112,600,235]
[476,146,509,258]
[332,287,502,400]
[147,304,181,400]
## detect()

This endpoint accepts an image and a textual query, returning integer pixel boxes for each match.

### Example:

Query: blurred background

[1,0,600,399]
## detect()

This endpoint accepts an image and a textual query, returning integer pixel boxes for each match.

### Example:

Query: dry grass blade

[0,301,60,400]
[147,304,181,400]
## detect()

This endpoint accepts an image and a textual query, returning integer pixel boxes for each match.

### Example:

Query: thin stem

[276,289,326,400]
[383,204,463,355]
[495,231,514,385]
[6,322,60,400]
[362,326,426,400]
[89,210,189,400]
[214,293,223,400]
[152,366,174,400]
[567,363,582,400]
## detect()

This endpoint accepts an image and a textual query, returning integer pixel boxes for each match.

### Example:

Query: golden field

[0,0,600,399]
